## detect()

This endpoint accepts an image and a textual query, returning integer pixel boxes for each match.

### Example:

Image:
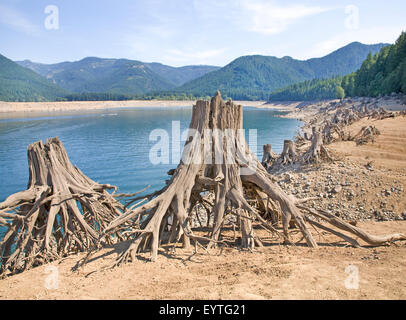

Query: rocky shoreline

[270,94,406,223]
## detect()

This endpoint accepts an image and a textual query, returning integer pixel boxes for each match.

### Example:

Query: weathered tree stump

[279,140,297,165]
[0,138,130,275]
[302,127,333,163]
[261,144,278,170]
[85,92,319,266]
[353,125,381,145]
[332,108,360,126]
[322,121,347,144]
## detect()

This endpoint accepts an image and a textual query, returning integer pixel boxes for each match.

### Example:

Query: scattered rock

[284,173,294,183]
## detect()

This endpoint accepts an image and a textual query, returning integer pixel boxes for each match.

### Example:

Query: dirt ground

[329,116,406,170]
[0,221,405,300]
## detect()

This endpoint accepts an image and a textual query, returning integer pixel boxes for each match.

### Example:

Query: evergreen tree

[336,86,345,99]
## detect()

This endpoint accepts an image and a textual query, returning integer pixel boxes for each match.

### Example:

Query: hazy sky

[0,0,405,66]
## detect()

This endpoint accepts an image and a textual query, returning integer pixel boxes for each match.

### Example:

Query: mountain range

[176,42,388,100]
[0,41,389,101]
[17,58,220,95]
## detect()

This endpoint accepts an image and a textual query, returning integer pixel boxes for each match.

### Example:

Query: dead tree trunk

[0,138,130,276]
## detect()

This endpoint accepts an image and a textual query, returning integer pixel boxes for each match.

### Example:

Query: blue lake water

[0,106,301,207]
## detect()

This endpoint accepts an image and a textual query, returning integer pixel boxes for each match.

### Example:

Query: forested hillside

[18,57,176,95]
[0,54,67,102]
[17,59,220,95]
[342,32,406,97]
[145,63,220,86]
[269,77,344,101]
[268,32,405,101]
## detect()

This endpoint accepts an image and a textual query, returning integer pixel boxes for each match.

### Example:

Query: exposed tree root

[298,206,406,246]
[0,138,133,276]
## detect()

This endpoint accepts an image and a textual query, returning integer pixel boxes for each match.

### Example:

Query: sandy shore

[0,100,195,116]
[0,100,297,118]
